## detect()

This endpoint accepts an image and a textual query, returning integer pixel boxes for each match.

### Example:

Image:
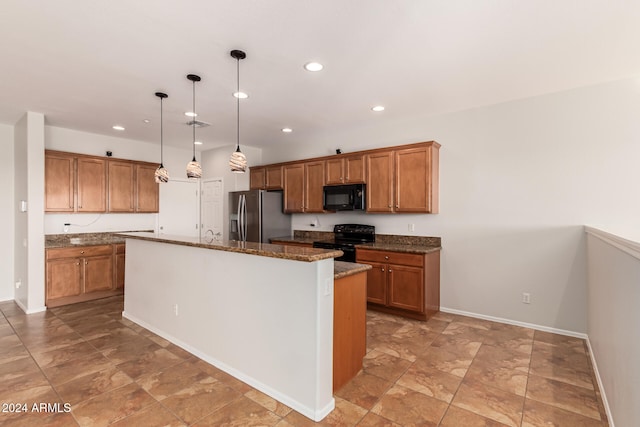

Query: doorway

[201,178,224,241]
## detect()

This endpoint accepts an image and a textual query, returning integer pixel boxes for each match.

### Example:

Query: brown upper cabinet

[366,142,440,213]
[45,150,159,214]
[325,155,365,185]
[283,161,325,213]
[108,161,135,212]
[250,165,283,190]
[247,140,440,214]
[135,164,160,212]
[45,152,107,212]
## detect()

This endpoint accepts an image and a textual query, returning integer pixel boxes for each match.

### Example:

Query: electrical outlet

[522,293,531,304]
[324,278,332,296]
[15,280,21,289]
[173,304,179,316]
[408,223,415,232]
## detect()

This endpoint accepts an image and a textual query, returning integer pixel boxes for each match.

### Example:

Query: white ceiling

[2,0,640,151]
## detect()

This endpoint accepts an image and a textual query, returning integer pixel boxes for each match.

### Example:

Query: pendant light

[229,49,247,173]
[154,92,169,183]
[186,74,202,179]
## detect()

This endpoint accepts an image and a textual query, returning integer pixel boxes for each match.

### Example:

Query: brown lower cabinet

[46,244,124,307]
[333,270,367,392]
[356,248,440,321]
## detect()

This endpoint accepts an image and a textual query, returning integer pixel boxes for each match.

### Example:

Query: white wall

[264,77,640,334]
[44,126,193,234]
[0,124,14,301]
[586,227,640,427]
[14,112,46,313]
[201,144,262,239]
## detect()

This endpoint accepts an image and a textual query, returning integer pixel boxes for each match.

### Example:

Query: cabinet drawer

[47,245,114,260]
[356,248,424,267]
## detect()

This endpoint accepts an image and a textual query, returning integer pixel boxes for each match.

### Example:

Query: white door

[201,178,224,241]
[159,179,199,237]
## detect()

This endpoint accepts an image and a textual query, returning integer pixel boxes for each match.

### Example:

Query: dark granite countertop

[334,261,372,279]
[117,232,343,262]
[45,232,129,249]
[269,236,317,245]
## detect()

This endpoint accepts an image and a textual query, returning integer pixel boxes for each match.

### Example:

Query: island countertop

[116,232,343,262]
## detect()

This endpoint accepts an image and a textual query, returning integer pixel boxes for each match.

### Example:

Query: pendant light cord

[236,56,240,151]
[192,79,197,161]
[160,96,164,166]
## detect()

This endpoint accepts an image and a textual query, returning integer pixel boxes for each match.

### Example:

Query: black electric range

[312,224,375,262]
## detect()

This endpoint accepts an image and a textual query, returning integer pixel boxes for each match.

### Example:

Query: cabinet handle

[85,261,88,265]
[388,269,393,273]
[388,204,392,208]
[395,204,399,208]
[81,251,85,254]
[381,268,385,272]
[384,255,389,260]
[76,262,80,266]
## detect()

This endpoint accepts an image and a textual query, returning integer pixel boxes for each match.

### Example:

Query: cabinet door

[304,161,325,213]
[45,153,75,212]
[115,245,126,290]
[77,158,107,212]
[46,258,82,300]
[344,155,365,183]
[83,255,114,293]
[108,161,135,212]
[135,164,159,212]
[265,166,283,190]
[365,151,394,212]
[325,158,344,185]
[388,264,424,313]
[364,261,387,305]
[250,167,265,190]
[395,146,431,213]
[283,164,304,213]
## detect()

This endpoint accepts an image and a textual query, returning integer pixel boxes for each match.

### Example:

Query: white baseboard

[439,307,587,339]
[13,298,47,315]
[585,337,615,427]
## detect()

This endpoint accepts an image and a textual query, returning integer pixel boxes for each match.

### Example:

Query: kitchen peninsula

[117,232,349,422]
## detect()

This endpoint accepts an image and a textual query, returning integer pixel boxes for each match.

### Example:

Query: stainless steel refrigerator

[229,190,292,243]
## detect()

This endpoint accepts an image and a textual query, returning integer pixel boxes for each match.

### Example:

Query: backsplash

[293,230,441,247]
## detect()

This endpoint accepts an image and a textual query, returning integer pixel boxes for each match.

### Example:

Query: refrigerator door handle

[242,194,248,241]
[237,195,243,241]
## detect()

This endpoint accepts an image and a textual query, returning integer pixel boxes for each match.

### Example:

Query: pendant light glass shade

[229,49,247,173]
[154,92,170,183]
[230,148,247,173]
[186,74,202,180]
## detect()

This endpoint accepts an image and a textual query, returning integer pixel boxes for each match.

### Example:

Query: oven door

[312,242,354,262]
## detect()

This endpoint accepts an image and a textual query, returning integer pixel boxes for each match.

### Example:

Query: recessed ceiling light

[371,106,385,112]
[304,62,323,72]
[194,141,203,145]
[185,112,198,117]
[281,128,293,133]
[233,92,248,99]
[112,125,125,131]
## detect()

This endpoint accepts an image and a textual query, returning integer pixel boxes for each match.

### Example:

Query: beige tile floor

[0,296,608,426]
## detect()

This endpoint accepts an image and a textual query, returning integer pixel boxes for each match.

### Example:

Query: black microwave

[323,184,366,211]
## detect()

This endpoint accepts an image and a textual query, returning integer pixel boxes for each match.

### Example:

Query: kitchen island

[118,232,343,422]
